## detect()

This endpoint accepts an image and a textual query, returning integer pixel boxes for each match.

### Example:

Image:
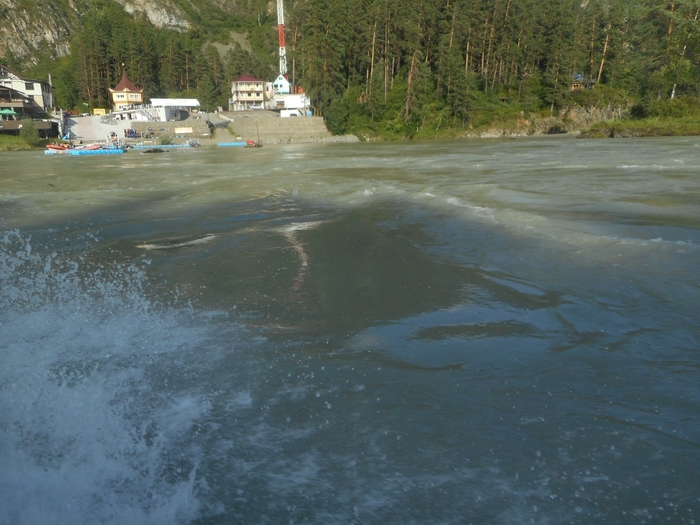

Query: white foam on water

[617,163,698,170]
[445,197,496,221]
[275,220,328,233]
[0,230,218,525]
[136,233,217,250]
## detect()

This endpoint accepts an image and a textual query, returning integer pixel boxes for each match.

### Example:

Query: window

[116,94,125,99]
[25,82,34,91]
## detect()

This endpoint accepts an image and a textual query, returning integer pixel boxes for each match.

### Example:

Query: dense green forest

[4,0,700,137]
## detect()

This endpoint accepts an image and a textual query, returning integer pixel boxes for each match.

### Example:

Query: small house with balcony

[570,73,596,91]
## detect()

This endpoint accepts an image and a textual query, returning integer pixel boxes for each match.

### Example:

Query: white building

[265,75,311,112]
[110,98,200,123]
[271,74,290,95]
[0,64,54,113]
[269,93,311,112]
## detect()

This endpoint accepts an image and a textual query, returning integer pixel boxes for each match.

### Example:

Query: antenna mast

[277,0,288,76]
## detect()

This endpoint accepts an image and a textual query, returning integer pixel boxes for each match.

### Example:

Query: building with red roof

[230,75,265,111]
[109,70,144,110]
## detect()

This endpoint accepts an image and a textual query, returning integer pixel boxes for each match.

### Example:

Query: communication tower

[277,0,287,77]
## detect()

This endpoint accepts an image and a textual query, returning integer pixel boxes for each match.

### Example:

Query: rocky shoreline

[58,105,696,147]
[458,104,625,139]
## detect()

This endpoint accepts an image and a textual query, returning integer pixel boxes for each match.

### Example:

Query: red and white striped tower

[277,0,288,77]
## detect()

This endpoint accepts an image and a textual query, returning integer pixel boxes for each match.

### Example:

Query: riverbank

[64,112,360,145]
[355,115,700,141]
[349,104,624,141]
[0,135,44,151]
[6,114,700,150]
[578,116,700,138]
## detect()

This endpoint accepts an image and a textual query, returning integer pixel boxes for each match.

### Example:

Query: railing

[101,107,162,124]
[142,109,160,121]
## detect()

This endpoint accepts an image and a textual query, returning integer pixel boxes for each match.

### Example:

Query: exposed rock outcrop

[0,0,80,64]
[563,104,626,128]
[467,105,627,138]
[114,0,189,30]
[0,0,191,65]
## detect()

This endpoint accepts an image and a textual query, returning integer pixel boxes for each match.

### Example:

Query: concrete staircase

[220,111,335,144]
[66,115,122,141]
[67,111,356,145]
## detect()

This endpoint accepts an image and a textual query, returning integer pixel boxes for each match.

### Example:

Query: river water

[1,137,699,525]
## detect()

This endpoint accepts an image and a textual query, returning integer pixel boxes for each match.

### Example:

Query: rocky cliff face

[0,0,81,64]
[113,0,189,31]
[0,0,190,66]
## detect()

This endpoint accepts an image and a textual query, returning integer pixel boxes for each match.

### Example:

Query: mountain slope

[0,0,208,65]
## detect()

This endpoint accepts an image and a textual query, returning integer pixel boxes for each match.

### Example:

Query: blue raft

[131,143,197,149]
[45,148,125,156]
[217,141,250,147]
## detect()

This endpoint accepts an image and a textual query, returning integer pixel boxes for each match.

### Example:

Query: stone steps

[221,112,335,144]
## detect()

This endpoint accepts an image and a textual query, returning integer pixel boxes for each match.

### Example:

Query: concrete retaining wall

[218,111,358,144]
[130,117,211,140]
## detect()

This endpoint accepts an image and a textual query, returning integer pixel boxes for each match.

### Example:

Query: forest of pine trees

[5,0,700,137]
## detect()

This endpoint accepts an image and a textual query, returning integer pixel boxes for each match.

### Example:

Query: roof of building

[0,64,22,79]
[233,75,263,83]
[0,85,28,100]
[110,70,143,93]
[1,64,50,85]
[150,98,200,107]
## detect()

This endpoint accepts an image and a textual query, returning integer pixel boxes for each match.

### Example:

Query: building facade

[110,98,200,123]
[230,76,265,111]
[109,71,144,110]
[0,64,54,114]
[271,74,291,95]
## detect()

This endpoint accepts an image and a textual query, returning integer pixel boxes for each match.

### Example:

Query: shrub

[19,119,41,146]
[646,96,700,119]
[629,103,648,119]
[325,97,349,135]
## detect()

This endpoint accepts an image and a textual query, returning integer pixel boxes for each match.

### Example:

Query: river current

[1,137,699,524]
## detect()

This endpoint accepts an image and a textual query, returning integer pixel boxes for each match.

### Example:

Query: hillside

[2,0,700,140]
[0,0,194,64]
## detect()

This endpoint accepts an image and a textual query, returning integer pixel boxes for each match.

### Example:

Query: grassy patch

[0,135,45,151]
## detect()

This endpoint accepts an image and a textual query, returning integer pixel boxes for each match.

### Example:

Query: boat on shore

[44,143,126,156]
[44,148,125,156]
[45,134,129,155]
[217,140,261,148]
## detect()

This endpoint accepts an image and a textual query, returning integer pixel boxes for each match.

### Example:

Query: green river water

[1,136,699,524]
